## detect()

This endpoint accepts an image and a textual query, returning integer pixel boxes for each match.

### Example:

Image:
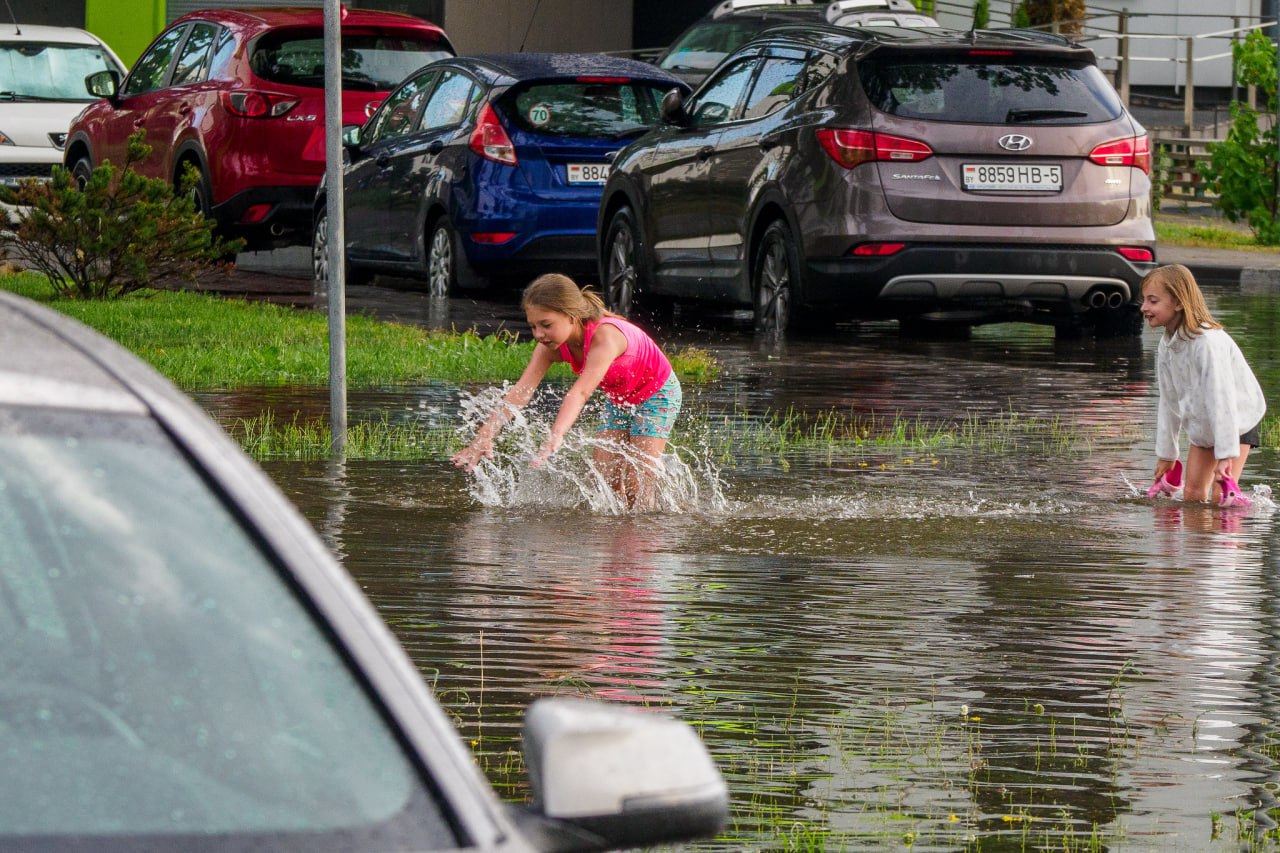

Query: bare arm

[452,343,559,471]
[532,323,627,466]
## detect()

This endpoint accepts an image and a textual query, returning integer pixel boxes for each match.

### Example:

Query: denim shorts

[598,373,682,439]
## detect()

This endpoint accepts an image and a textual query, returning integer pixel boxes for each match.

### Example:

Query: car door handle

[696,145,715,161]
[427,139,444,155]
[759,135,780,151]
[178,103,192,115]
[376,153,391,168]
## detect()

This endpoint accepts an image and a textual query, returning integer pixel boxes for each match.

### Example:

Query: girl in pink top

[452,274,682,508]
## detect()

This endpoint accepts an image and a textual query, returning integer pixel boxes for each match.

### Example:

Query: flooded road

[208,284,1278,850]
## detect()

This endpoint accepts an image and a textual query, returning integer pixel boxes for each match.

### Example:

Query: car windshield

[0,41,117,101]
[860,56,1124,124]
[658,20,766,72]
[506,80,669,137]
[0,406,458,850]
[250,30,452,91]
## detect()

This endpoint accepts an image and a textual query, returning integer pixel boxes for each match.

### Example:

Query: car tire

[426,218,480,297]
[71,156,93,191]
[752,219,800,339]
[312,208,372,287]
[603,206,646,316]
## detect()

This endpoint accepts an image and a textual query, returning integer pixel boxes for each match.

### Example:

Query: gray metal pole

[323,0,347,456]
[1183,36,1195,134]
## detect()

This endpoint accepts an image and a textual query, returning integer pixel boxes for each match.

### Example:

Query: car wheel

[753,219,800,339]
[426,218,480,297]
[312,208,371,287]
[71,156,93,191]
[603,206,645,315]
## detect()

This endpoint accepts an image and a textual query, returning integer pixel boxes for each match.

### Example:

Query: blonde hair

[521,273,611,322]
[1140,263,1219,340]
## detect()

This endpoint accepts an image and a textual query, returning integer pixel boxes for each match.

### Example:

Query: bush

[1199,31,1280,244]
[0,132,242,299]
[972,0,990,29]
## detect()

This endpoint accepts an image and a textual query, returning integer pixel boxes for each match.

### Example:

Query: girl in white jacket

[1141,264,1267,502]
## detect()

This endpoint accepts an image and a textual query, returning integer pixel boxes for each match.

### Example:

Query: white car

[0,23,124,187]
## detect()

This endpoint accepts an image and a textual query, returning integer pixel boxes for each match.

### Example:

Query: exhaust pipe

[270,222,286,236]
[1107,291,1125,308]
[1087,290,1107,308]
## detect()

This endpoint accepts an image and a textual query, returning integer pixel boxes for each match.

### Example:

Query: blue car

[314,53,688,294]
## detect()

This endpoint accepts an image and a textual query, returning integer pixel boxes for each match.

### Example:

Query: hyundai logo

[999,134,1033,151]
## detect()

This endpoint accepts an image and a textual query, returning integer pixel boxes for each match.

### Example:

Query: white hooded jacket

[1155,326,1266,460]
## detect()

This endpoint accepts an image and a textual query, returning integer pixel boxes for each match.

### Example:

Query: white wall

[442,0,634,54]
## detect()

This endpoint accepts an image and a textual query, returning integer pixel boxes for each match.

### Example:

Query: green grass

[1155,217,1269,251]
[0,272,718,388]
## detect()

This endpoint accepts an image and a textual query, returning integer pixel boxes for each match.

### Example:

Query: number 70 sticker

[527,103,552,126]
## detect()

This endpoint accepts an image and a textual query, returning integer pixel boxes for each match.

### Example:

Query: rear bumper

[803,243,1158,319]
[468,233,598,279]
[211,186,316,249]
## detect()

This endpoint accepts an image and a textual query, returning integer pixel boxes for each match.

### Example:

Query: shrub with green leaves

[0,131,242,299]
[1200,30,1279,244]
[972,0,990,29]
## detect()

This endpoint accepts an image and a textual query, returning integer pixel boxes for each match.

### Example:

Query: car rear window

[505,80,669,138]
[859,56,1124,124]
[250,30,452,91]
[0,41,118,101]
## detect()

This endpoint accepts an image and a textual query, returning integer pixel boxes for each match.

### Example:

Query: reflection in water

[247,286,1280,850]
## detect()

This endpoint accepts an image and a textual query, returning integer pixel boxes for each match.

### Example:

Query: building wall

[85,0,164,65]
[441,0,631,54]
[16,0,85,27]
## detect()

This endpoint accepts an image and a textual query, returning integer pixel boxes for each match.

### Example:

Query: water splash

[456,387,728,515]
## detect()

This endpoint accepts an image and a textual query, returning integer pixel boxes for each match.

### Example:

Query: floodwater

[205,285,1279,851]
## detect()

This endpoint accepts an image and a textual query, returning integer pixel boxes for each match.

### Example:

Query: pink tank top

[559,317,672,406]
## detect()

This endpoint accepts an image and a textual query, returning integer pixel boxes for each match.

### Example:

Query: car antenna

[518,0,543,52]
[3,0,20,35]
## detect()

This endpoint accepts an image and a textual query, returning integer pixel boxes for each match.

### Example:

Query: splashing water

[1120,470,1276,512]
[455,387,728,515]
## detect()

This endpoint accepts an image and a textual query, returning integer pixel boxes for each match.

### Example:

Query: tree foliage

[973,0,991,30]
[1199,30,1280,244]
[1023,0,1084,35]
[0,132,242,299]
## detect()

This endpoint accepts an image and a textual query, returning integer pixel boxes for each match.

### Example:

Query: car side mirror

[85,69,120,100]
[660,88,689,126]
[519,697,727,852]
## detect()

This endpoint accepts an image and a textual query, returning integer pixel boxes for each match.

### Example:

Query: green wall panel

[85,0,165,66]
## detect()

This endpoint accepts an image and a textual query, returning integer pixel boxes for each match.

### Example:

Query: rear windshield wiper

[1006,108,1090,122]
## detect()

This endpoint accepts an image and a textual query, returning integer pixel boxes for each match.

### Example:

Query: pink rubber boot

[1219,475,1252,509]
[1146,460,1183,498]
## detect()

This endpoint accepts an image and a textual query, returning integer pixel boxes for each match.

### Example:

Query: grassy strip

[1,272,718,388]
[224,404,1113,462]
[1154,217,1268,251]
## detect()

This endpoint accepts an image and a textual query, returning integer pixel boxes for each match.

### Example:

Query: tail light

[1089,135,1151,174]
[222,91,299,118]
[469,103,517,166]
[817,129,932,169]
[1118,246,1155,262]
[851,242,906,257]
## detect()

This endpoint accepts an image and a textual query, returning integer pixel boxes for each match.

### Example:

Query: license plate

[962,163,1062,192]
[567,163,609,185]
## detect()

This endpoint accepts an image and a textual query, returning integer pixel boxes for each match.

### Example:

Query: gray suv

[599,25,1157,338]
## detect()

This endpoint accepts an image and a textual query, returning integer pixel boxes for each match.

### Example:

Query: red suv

[64,7,453,250]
